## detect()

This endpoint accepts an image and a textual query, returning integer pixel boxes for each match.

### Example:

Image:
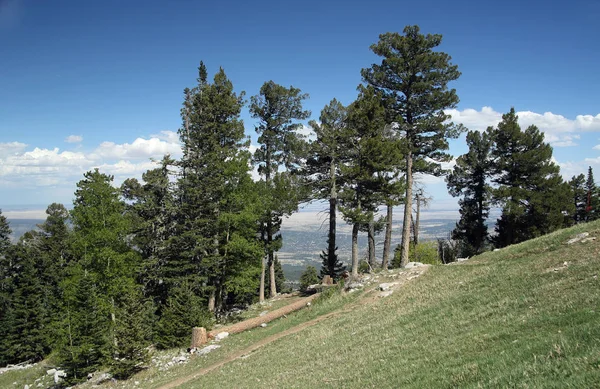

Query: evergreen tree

[0,210,14,365]
[173,63,260,313]
[155,282,212,349]
[362,25,462,267]
[585,166,599,221]
[122,156,177,306]
[2,236,51,363]
[491,109,573,247]
[569,173,587,224]
[338,86,389,277]
[447,130,493,256]
[299,266,319,293]
[264,255,286,295]
[58,266,110,385]
[110,285,151,379]
[305,98,349,279]
[250,81,310,300]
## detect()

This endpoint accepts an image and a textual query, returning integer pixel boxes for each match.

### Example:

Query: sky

[1,0,600,222]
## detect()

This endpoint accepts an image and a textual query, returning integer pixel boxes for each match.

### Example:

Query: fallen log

[192,293,320,348]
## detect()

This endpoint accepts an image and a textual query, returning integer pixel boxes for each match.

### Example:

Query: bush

[299,266,319,293]
[392,241,441,267]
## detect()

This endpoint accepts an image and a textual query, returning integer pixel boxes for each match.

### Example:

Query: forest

[1,25,598,385]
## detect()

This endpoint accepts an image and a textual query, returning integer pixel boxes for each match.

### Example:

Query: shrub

[299,266,319,293]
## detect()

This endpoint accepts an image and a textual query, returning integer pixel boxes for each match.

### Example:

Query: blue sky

[1,0,600,220]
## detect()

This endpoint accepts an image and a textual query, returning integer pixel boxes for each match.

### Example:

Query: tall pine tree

[447,130,493,256]
[250,81,310,300]
[362,25,462,267]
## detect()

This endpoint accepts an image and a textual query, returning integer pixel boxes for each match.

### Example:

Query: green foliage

[362,25,463,267]
[155,283,213,349]
[392,241,440,266]
[447,130,493,256]
[490,109,573,247]
[57,266,110,385]
[110,286,151,379]
[585,167,599,221]
[299,266,319,293]
[250,80,310,298]
[569,173,587,224]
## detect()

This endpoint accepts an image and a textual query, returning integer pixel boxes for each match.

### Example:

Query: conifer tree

[362,25,462,267]
[447,130,493,256]
[569,173,587,224]
[174,63,260,312]
[250,81,310,300]
[585,166,599,221]
[339,86,389,277]
[491,109,573,247]
[0,210,14,364]
[305,98,348,279]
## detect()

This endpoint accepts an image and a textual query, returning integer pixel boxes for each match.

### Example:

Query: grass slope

[3,221,600,388]
[182,221,600,388]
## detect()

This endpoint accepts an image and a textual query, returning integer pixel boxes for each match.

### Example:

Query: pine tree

[110,285,151,379]
[264,255,286,295]
[362,25,462,267]
[58,266,110,385]
[569,174,587,224]
[305,98,348,279]
[491,109,573,247]
[339,86,389,277]
[174,63,259,313]
[155,282,212,349]
[585,166,599,221]
[250,81,310,300]
[447,130,493,256]
[0,210,14,365]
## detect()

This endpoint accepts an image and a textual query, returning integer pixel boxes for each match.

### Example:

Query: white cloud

[0,142,27,158]
[447,107,600,147]
[65,135,83,143]
[92,135,182,161]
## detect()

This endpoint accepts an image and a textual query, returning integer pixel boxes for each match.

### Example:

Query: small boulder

[46,369,57,376]
[54,370,66,384]
[456,257,469,262]
[260,323,267,328]
[379,283,397,291]
[194,344,221,356]
[405,262,424,268]
[214,332,229,341]
[379,290,393,298]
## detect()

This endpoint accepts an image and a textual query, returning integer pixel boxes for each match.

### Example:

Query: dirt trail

[157,265,429,389]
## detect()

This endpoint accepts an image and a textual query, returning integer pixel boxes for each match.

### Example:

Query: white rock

[456,257,469,262]
[173,355,187,363]
[46,369,57,376]
[24,385,29,389]
[259,311,269,317]
[306,302,311,307]
[379,291,393,298]
[405,262,424,268]
[379,282,398,291]
[195,344,221,356]
[53,370,66,384]
[214,332,229,341]
[260,323,267,328]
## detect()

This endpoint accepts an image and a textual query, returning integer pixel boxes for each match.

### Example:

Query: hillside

[3,220,600,388]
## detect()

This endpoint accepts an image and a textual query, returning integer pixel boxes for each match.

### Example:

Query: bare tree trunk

[259,254,266,303]
[414,193,421,246]
[351,223,359,278]
[208,289,216,312]
[269,251,277,298]
[327,159,337,277]
[367,221,375,268]
[400,151,413,268]
[382,203,393,270]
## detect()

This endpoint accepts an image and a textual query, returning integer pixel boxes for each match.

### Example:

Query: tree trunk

[269,251,277,298]
[208,289,216,312]
[367,221,375,268]
[414,193,421,246]
[400,151,413,267]
[382,203,393,270]
[327,159,337,277]
[259,254,266,303]
[351,223,359,278]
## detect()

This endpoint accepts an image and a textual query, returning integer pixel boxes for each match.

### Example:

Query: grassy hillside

[3,220,600,388]
[182,221,600,388]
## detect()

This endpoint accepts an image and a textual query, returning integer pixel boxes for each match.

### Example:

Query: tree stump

[191,327,207,348]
